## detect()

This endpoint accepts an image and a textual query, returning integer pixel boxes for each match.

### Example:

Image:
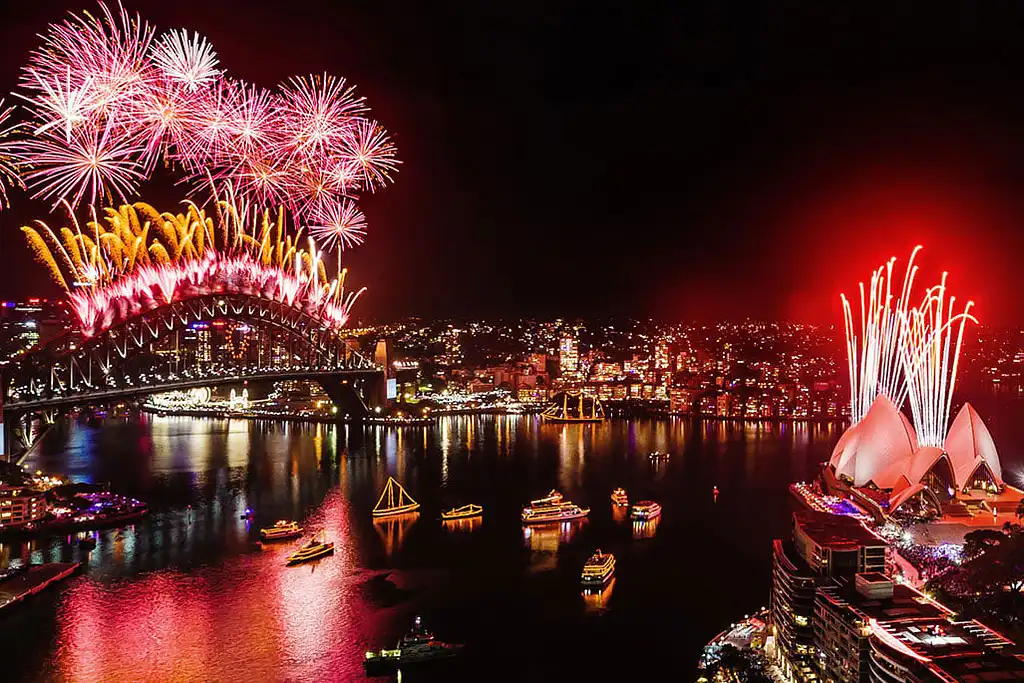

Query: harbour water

[0,415,852,681]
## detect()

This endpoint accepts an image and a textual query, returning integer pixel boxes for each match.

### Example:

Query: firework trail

[841,247,922,424]
[6,0,399,242]
[21,197,364,336]
[0,100,24,208]
[900,275,976,448]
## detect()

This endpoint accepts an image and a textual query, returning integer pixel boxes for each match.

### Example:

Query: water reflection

[374,512,419,558]
[632,517,660,540]
[1,414,858,682]
[441,516,482,534]
[582,577,616,613]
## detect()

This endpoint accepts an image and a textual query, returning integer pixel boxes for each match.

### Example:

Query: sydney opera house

[823,395,1020,523]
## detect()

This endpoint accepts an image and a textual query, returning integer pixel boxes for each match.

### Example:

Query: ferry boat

[260,520,303,540]
[372,477,420,518]
[285,533,334,565]
[610,488,628,506]
[441,503,483,521]
[581,550,616,586]
[630,500,662,520]
[521,489,590,525]
[363,615,463,675]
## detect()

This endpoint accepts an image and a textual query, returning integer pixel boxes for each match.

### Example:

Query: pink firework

[0,100,25,208]
[24,1,155,115]
[309,198,367,251]
[151,29,221,91]
[342,118,400,191]
[11,1,399,240]
[17,119,146,208]
[277,73,366,157]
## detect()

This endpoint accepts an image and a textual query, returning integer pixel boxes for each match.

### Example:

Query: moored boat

[630,500,662,520]
[260,520,303,540]
[285,533,334,565]
[373,477,420,518]
[581,549,616,586]
[610,488,628,506]
[441,503,483,520]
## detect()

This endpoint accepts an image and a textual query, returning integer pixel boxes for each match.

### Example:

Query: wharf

[0,562,81,611]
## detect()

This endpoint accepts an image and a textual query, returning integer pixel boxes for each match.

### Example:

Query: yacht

[363,615,463,675]
[581,550,616,587]
[521,489,590,525]
[373,477,420,518]
[285,534,334,565]
[260,520,303,540]
[610,488,628,506]
[630,501,662,520]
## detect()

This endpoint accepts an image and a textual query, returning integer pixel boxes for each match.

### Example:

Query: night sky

[3,1,1024,324]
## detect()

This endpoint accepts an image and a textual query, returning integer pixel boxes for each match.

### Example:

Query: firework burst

[8,0,399,244]
[309,198,367,251]
[22,198,365,335]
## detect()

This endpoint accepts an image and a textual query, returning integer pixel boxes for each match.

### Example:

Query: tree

[963,529,1006,560]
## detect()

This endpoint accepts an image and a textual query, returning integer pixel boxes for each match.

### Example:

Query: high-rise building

[770,511,887,682]
[654,337,671,371]
[559,336,578,378]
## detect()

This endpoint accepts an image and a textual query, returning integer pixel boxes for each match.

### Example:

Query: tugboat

[363,615,463,676]
[441,503,483,521]
[521,489,590,525]
[610,488,628,506]
[581,550,616,587]
[285,533,334,565]
[260,520,303,541]
[630,500,662,520]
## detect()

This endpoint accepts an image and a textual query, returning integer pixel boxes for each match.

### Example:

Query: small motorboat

[260,520,303,541]
[630,500,662,520]
[286,533,335,565]
[610,488,628,506]
[240,507,254,520]
[441,503,483,521]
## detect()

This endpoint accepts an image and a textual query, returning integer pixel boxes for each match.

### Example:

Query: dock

[0,562,81,611]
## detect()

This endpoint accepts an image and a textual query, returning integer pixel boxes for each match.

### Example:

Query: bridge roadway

[2,367,383,414]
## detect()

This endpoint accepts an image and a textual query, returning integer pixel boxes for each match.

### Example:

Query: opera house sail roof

[828,396,1009,514]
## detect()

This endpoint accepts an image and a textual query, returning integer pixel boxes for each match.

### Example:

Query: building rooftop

[793,509,886,550]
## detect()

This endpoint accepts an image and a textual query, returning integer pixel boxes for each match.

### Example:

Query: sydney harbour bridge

[1,291,389,459]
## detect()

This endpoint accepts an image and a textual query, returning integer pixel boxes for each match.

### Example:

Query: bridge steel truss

[3,293,383,415]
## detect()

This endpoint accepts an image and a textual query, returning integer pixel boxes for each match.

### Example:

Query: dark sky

[3,1,1024,324]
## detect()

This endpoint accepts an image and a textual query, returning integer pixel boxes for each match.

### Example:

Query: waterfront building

[0,484,48,528]
[815,573,1023,682]
[770,511,887,682]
